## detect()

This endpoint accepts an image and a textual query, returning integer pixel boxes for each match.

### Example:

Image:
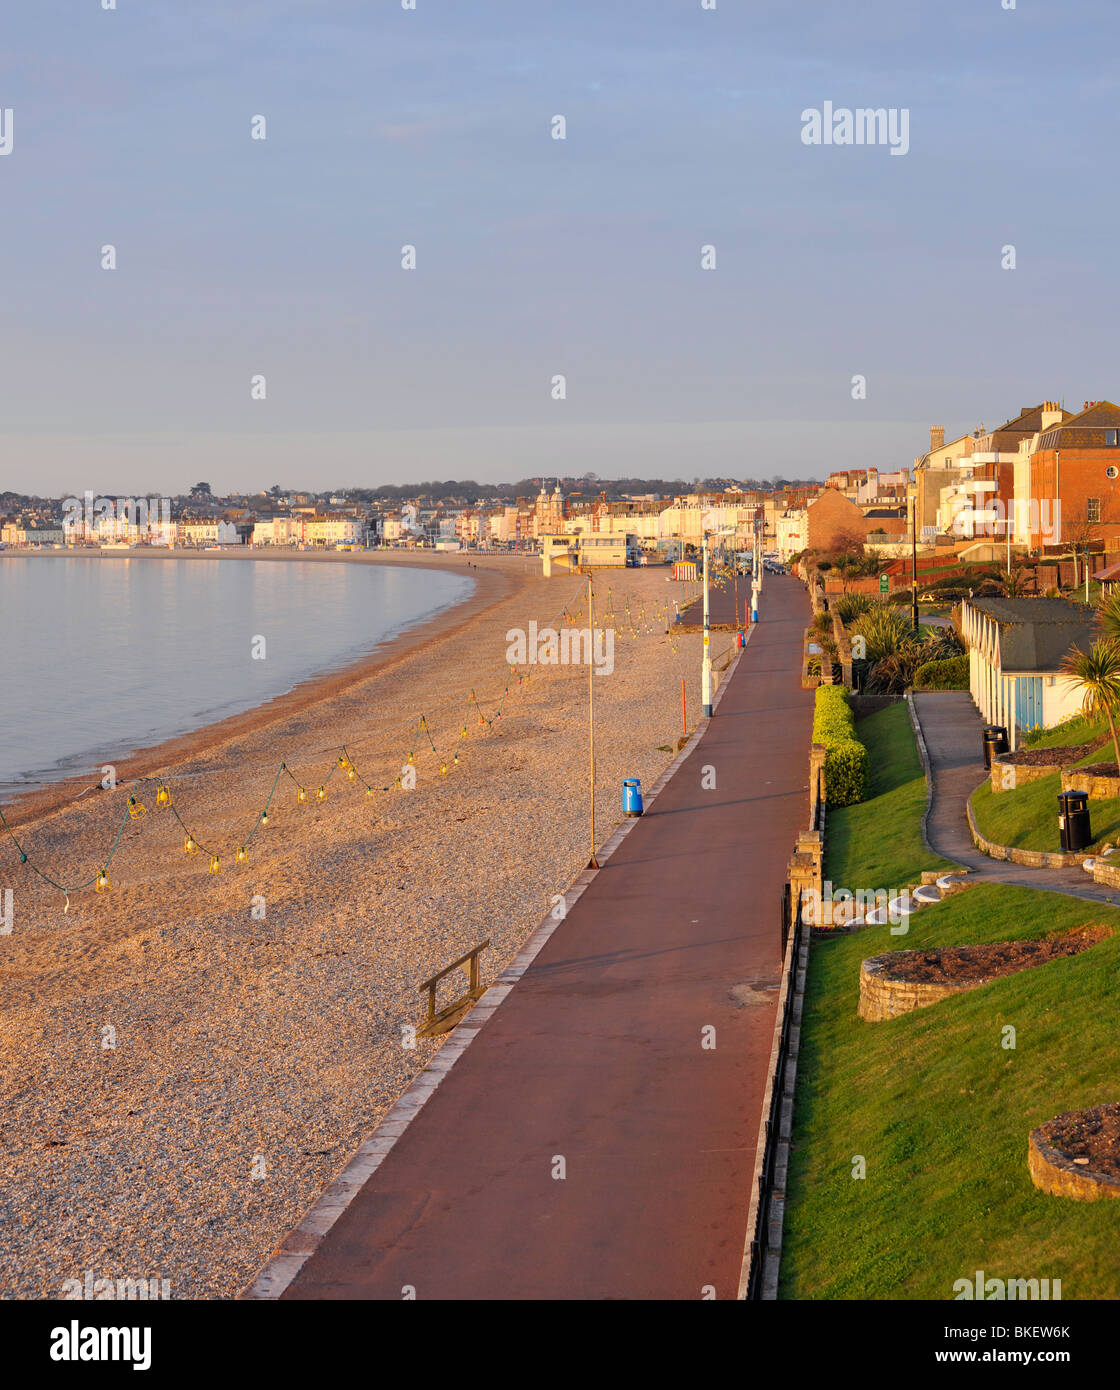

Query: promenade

[258,573,812,1300]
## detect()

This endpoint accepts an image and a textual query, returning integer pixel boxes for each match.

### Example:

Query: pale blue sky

[2,0,1116,493]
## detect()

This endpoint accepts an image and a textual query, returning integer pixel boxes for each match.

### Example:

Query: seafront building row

[6,396,1120,570]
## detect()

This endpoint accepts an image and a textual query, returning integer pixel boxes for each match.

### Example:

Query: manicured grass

[780,883,1120,1299]
[972,773,1120,853]
[824,702,954,891]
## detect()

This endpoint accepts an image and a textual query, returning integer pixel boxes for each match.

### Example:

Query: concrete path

[912,692,1120,904]
[264,574,813,1300]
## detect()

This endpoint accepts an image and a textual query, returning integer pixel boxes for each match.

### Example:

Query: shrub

[812,686,868,807]
[912,654,969,690]
[848,607,919,664]
[834,592,875,624]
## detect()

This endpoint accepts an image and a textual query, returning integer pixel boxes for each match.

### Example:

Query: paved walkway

[912,692,1119,904]
[266,574,813,1300]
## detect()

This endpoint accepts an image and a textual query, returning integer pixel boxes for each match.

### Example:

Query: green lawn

[780,883,1120,1299]
[972,773,1120,853]
[784,699,1120,1299]
[824,702,955,890]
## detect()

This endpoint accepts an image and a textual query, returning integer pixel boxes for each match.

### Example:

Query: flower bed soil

[1002,746,1093,767]
[1038,1103,1120,1180]
[881,924,1109,985]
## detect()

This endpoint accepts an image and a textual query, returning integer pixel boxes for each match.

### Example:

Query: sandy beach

[0,551,735,1299]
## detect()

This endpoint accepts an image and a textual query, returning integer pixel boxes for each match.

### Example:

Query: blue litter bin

[623,778,644,817]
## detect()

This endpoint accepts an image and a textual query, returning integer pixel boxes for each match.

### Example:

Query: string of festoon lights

[0,579,698,906]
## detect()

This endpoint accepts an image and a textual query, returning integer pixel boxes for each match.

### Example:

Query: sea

[0,555,471,796]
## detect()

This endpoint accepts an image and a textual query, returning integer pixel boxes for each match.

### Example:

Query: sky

[2,0,1118,495]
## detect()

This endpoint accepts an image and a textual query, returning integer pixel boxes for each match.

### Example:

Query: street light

[701,533,712,717]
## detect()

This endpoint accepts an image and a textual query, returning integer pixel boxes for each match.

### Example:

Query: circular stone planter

[1061,766,1120,799]
[1029,1104,1120,1201]
[935,872,970,896]
[912,885,941,905]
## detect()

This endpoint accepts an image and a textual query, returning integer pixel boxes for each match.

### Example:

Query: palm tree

[1061,641,1120,772]
[1097,590,1120,645]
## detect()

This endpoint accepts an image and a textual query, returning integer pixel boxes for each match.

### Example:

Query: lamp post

[587,574,599,869]
[702,533,713,717]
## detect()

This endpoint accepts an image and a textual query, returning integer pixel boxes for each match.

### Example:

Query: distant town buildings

[4,410,1119,571]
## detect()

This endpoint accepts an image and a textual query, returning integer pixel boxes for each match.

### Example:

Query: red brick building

[1029,400,1120,551]
[805,487,906,554]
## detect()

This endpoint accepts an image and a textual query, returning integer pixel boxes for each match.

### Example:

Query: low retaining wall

[1090,858,1120,889]
[990,758,1058,794]
[966,796,1086,868]
[1061,768,1120,799]
[858,954,978,1021]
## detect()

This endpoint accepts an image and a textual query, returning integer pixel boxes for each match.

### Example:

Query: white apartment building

[252,516,300,546]
[776,509,808,561]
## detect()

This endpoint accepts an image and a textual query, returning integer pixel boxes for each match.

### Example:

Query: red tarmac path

[279,573,812,1300]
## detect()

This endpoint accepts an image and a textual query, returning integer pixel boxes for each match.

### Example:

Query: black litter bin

[1058,790,1092,853]
[983,725,1009,769]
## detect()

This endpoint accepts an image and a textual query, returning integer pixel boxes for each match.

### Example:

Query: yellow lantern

[95,868,111,893]
[346,766,357,781]
[260,809,269,827]
[208,854,222,874]
[183,834,197,855]
[235,846,248,864]
[297,787,309,806]
[127,796,146,819]
[316,786,327,803]
[156,784,171,807]
[338,754,351,771]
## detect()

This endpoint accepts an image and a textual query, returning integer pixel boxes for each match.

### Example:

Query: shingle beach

[0,552,734,1299]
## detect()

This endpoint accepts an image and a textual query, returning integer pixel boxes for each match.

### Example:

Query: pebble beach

[0,552,735,1299]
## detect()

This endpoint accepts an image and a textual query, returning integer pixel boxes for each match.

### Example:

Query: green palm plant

[848,606,919,664]
[1061,641,1120,772]
[1096,590,1120,645]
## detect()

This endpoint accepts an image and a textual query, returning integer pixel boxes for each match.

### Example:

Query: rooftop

[967,597,1097,672]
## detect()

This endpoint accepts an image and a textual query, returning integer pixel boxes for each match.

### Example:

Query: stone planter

[858,956,977,1021]
[1061,767,1120,799]
[990,757,1060,794]
[1029,1106,1120,1201]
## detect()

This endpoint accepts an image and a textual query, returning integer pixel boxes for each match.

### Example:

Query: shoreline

[0,552,527,833]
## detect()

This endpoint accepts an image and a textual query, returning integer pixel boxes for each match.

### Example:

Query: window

[1107,429,1119,446]
[1088,498,1102,523]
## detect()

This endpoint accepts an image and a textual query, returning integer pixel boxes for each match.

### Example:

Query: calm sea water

[0,557,472,794]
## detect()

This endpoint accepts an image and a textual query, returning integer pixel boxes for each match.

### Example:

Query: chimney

[1040,401,1062,431]
[930,425,945,452]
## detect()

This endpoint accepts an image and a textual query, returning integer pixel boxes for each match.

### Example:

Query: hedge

[912,654,969,690]
[812,685,868,807]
